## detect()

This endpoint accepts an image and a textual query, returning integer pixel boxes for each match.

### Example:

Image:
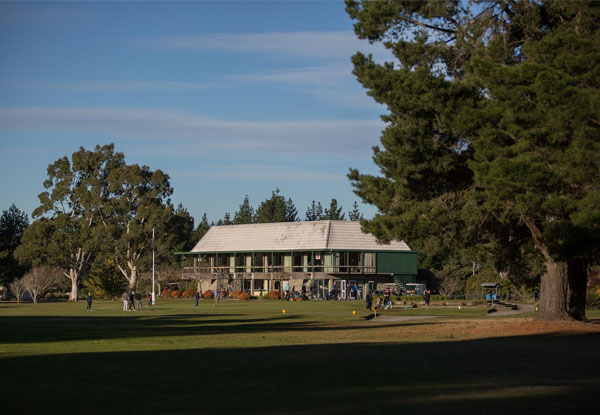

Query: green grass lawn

[1,299,599,414]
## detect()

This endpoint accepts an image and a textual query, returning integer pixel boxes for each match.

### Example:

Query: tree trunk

[129,267,138,290]
[536,260,571,321]
[568,258,587,321]
[69,271,79,302]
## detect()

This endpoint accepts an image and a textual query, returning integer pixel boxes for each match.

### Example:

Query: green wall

[376,252,418,275]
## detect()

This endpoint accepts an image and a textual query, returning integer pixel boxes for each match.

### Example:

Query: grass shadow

[1,332,599,414]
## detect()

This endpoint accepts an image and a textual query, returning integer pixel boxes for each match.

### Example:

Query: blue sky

[0,1,392,225]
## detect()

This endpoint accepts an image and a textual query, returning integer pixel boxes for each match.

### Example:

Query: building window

[313,252,324,272]
[292,252,303,272]
[349,252,362,273]
[253,253,264,273]
[364,253,375,274]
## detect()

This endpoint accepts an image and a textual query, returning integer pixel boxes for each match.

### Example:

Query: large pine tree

[346,0,600,320]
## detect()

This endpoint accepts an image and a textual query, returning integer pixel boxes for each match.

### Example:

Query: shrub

[586,288,600,309]
[401,295,423,302]
[203,290,214,299]
[269,290,280,300]
[161,289,170,298]
[239,292,252,300]
[431,295,447,302]
[180,289,194,298]
[230,290,242,299]
[170,290,181,298]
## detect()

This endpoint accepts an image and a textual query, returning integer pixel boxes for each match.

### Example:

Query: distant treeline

[0,144,364,300]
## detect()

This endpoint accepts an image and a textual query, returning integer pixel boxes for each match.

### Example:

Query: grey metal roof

[191,220,411,253]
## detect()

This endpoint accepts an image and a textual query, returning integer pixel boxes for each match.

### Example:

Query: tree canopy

[255,189,299,223]
[16,144,125,301]
[346,0,600,320]
[0,204,29,284]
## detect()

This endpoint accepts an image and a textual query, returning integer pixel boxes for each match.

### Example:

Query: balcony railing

[182,265,375,275]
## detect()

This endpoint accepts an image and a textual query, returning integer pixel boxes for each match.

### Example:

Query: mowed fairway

[1,300,599,415]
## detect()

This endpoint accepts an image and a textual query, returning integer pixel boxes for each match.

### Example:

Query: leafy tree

[233,195,255,224]
[324,199,345,220]
[161,204,195,258]
[305,200,324,221]
[15,144,125,301]
[83,257,126,299]
[0,204,29,284]
[103,163,173,290]
[345,0,599,320]
[256,189,296,223]
[348,201,362,221]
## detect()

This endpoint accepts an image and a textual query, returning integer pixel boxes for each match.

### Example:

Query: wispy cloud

[2,80,217,92]
[0,106,385,155]
[174,165,345,183]
[136,30,392,61]
[223,65,381,109]
[225,65,349,86]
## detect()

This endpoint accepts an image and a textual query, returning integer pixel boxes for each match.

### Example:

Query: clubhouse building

[176,220,418,299]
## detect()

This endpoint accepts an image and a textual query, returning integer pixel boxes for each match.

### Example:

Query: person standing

[86,293,92,312]
[194,290,200,308]
[424,288,431,309]
[147,293,152,307]
[214,289,220,307]
[122,291,129,311]
[128,291,135,311]
[135,291,143,311]
[366,291,373,310]
[384,287,391,306]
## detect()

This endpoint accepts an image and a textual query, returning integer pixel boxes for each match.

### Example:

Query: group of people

[284,283,308,301]
[122,290,144,311]
[365,287,432,311]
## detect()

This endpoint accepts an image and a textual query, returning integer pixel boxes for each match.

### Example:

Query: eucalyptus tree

[345,0,599,320]
[16,144,124,301]
[102,163,174,290]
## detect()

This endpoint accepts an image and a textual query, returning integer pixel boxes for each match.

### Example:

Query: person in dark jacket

[366,291,373,310]
[86,293,92,311]
[128,291,135,311]
[424,289,431,309]
[135,291,143,311]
